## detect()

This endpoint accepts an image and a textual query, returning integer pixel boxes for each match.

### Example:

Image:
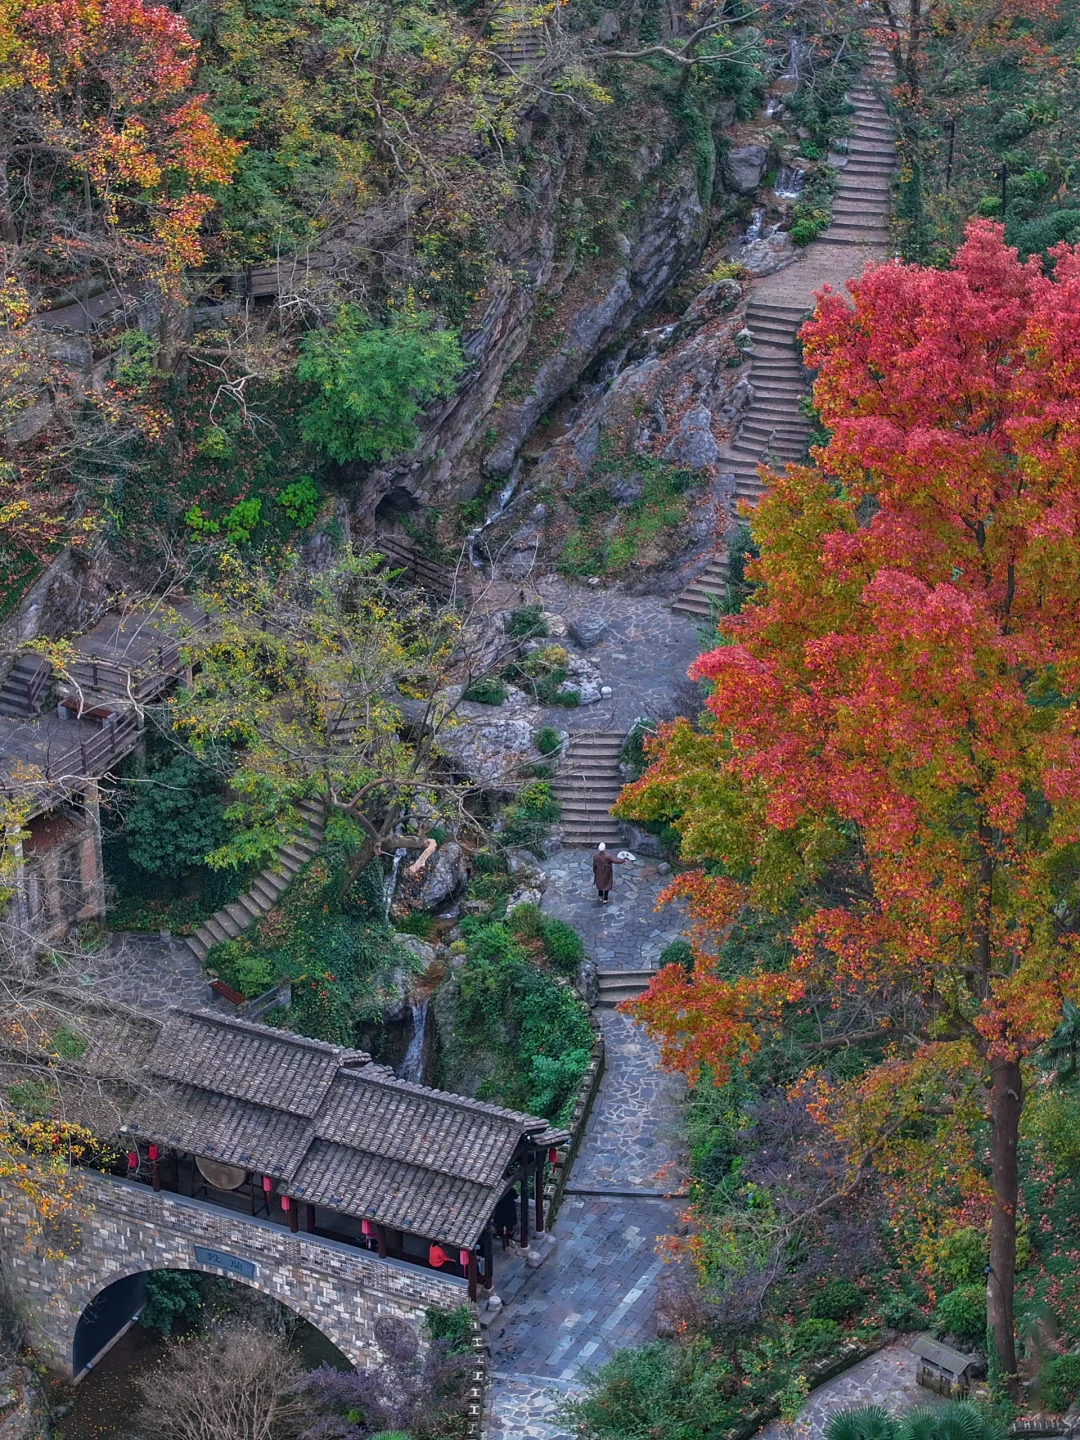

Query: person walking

[592,842,625,904]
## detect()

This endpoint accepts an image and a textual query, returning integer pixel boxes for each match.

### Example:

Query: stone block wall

[0,1172,466,1376]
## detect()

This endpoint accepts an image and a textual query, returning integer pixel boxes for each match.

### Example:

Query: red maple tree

[619,222,1080,1383]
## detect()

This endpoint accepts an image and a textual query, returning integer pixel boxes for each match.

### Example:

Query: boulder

[506,886,543,914]
[440,712,540,784]
[0,1359,49,1440]
[596,8,620,41]
[562,655,604,704]
[622,824,663,858]
[739,230,796,277]
[609,476,643,506]
[415,841,465,910]
[663,405,719,470]
[567,612,608,649]
[394,936,438,968]
[725,145,769,194]
[578,956,600,1007]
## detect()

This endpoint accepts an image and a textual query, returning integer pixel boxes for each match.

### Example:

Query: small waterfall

[384,847,407,922]
[741,208,765,244]
[467,465,523,569]
[774,166,806,201]
[397,999,430,1083]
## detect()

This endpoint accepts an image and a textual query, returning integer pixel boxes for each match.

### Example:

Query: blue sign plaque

[194,1245,258,1280]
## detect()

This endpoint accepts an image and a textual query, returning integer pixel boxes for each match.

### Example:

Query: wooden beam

[519,1152,529,1249]
[468,1251,478,1303]
[482,1227,494,1289]
[535,1149,545,1233]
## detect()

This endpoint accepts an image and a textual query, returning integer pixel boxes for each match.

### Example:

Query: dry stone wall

[0,1171,466,1376]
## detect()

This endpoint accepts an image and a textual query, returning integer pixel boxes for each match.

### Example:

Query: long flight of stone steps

[548,732,626,846]
[671,51,896,618]
[820,51,897,249]
[185,798,326,963]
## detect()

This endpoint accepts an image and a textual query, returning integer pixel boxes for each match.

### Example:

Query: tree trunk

[988,1054,1022,1392]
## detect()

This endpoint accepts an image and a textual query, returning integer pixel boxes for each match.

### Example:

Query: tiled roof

[129,1084,312,1179]
[143,1011,368,1117]
[122,1009,565,1249]
[291,1140,496,1249]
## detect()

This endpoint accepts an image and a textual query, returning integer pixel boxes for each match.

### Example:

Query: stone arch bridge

[2,1169,465,1378]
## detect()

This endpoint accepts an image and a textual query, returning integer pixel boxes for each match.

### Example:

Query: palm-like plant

[824,1402,1003,1440]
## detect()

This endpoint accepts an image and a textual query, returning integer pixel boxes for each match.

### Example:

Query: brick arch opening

[71,1266,357,1379]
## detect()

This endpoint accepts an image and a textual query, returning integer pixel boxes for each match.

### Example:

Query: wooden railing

[0,711,141,800]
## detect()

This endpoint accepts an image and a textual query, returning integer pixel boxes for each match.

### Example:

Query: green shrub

[541,917,585,973]
[425,1304,474,1352]
[140,1271,204,1336]
[297,305,465,464]
[502,781,561,850]
[878,1295,925,1332]
[534,725,563,755]
[507,604,548,640]
[824,1405,896,1440]
[1041,1353,1080,1412]
[933,1286,985,1347]
[659,938,693,972]
[209,941,276,999]
[933,1228,987,1288]
[507,902,544,940]
[1013,208,1080,258]
[464,675,508,705]
[809,1279,863,1321]
[793,1317,842,1359]
[620,720,656,780]
[568,1340,740,1439]
[396,912,437,940]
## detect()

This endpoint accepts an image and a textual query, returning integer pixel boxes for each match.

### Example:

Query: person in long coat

[592,842,625,904]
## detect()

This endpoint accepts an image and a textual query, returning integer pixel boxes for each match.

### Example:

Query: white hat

[597,842,606,851]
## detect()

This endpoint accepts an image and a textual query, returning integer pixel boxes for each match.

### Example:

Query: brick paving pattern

[756,1343,944,1440]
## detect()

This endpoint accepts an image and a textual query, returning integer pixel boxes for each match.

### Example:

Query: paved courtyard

[756,1342,943,1440]
[541,853,687,971]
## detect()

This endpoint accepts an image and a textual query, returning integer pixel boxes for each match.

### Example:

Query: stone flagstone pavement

[755,1342,944,1440]
[485,864,687,1440]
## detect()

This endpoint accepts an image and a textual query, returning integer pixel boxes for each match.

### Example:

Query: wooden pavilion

[105,1009,566,1300]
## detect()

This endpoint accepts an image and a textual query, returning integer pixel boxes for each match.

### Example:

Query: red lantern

[280,1195,291,1212]
[148,1145,159,1161]
[127,1151,138,1169]
[548,1148,558,1164]
[428,1244,448,1268]
[262,1176,273,1194]
[361,1220,371,1236]
[459,1249,470,1268]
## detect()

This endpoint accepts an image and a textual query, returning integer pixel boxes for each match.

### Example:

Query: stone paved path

[756,1342,943,1440]
[486,866,687,1440]
[540,853,687,971]
[477,576,704,732]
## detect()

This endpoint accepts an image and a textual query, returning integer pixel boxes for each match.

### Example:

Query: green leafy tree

[297,307,465,463]
[122,748,230,879]
[174,547,475,885]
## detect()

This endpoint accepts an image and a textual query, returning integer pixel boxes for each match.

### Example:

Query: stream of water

[397,999,430,1084]
[384,847,407,921]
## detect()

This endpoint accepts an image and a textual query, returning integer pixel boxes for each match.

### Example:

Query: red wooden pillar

[305,1204,316,1233]
[149,1145,161,1193]
[535,1150,545,1233]
[375,1224,387,1259]
[467,1251,478,1303]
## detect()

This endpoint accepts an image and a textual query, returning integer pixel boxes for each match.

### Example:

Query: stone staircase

[0,654,51,718]
[670,49,896,616]
[670,553,730,621]
[596,969,655,1007]
[185,798,326,963]
[820,52,897,248]
[490,3,546,73]
[549,732,626,846]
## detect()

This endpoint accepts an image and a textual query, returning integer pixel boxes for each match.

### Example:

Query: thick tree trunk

[988,1055,1022,1392]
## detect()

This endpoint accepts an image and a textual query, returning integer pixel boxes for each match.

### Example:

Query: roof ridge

[336,1065,549,1129]
[171,1007,370,1062]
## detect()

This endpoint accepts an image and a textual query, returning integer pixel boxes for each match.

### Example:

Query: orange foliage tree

[618,222,1080,1385]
